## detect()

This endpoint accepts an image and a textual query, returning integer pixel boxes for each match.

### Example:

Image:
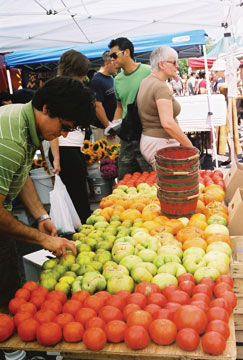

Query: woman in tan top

[137,46,193,168]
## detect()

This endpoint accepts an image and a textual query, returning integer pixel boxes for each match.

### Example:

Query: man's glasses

[165,60,178,66]
[110,50,124,59]
[59,120,76,133]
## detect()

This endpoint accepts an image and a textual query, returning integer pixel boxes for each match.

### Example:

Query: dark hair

[108,37,134,59]
[32,76,95,128]
[12,89,35,103]
[0,91,12,106]
[239,64,243,69]
[57,49,90,77]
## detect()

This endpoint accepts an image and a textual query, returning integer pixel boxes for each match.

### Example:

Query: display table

[177,94,227,132]
[0,307,237,360]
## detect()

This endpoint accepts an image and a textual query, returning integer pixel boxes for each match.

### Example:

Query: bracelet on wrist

[36,214,50,223]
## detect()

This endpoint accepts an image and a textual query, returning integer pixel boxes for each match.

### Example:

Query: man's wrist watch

[36,214,50,223]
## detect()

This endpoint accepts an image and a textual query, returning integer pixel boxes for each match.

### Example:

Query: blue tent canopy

[4,29,206,68]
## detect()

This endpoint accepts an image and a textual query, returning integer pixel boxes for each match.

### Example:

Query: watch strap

[36,214,50,223]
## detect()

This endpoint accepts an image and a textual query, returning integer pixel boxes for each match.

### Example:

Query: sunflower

[82,140,91,150]
[92,141,100,152]
[98,139,104,149]
[100,138,108,148]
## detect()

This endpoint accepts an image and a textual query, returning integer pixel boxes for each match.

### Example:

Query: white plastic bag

[49,175,81,234]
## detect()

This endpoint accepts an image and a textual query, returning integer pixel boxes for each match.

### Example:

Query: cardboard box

[228,188,243,236]
[225,162,243,204]
[23,249,54,282]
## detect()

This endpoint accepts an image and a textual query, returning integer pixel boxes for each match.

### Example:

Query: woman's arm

[50,138,61,174]
[156,98,193,147]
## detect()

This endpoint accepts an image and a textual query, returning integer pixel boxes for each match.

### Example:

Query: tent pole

[203,44,218,168]
[6,69,13,94]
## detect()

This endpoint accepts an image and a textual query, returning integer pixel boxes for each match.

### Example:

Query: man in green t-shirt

[0,76,95,304]
[108,37,153,179]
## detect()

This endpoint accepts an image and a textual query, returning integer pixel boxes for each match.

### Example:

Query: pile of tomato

[116,171,157,188]
[0,273,236,356]
[199,170,225,190]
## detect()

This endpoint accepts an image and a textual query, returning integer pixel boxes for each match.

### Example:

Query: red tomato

[83,295,105,313]
[162,285,179,299]
[214,282,233,298]
[149,319,177,345]
[36,322,62,346]
[207,319,230,340]
[75,307,96,325]
[31,287,48,298]
[213,170,224,178]
[116,290,131,301]
[123,304,141,321]
[193,284,212,299]
[106,295,126,311]
[216,275,234,288]
[178,281,195,296]
[17,318,39,342]
[17,302,37,316]
[190,300,208,313]
[144,304,161,317]
[62,299,82,316]
[23,281,39,292]
[98,305,123,323]
[202,331,226,355]
[205,170,213,177]
[152,308,173,321]
[63,321,84,342]
[173,305,208,335]
[209,298,232,314]
[177,273,195,284]
[41,299,62,315]
[146,293,167,307]
[221,291,237,309]
[85,317,106,330]
[0,313,15,342]
[199,277,215,291]
[134,282,160,295]
[94,291,112,303]
[167,290,190,305]
[15,288,31,301]
[191,292,211,305]
[164,302,181,316]
[54,313,74,328]
[105,320,127,343]
[14,311,32,328]
[207,307,229,323]
[72,290,90,303]
[126,293,147,309]
[34,309,56,324]
[124,325,150,350]
[176,328,200,351]
[127,310,152,330]
[8,298,27,315]
[29,295,46,310]
[47,290,67,304]
[83,327,107,351]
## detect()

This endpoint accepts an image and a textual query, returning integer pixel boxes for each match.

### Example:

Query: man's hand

[42,236,77,257]
[38,219,57,236]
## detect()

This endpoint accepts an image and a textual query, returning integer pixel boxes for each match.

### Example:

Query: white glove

[104,119,122,136]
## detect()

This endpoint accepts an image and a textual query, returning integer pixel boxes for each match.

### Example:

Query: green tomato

[207,215,227,226]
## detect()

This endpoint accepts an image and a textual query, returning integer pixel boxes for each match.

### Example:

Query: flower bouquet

[100,158,118,180]
[82,138,120,166]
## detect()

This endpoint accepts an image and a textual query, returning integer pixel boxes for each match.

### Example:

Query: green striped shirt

[0,102,40,211]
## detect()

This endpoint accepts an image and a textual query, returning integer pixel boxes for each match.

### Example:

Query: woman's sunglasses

[110,50,124,59]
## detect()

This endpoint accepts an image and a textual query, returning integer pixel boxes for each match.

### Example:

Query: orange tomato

[100,206,114,221]
[142,204,161,221]
[115,198,133,210]
[166,219,185,234]
[205,201,228,217]
[176,226,205,243]
[120,209,142,222]
[204,190,225,205]
[130,202,147,212]
[195,199,206,214]
[182,238,208,251]
[206,234,232,248]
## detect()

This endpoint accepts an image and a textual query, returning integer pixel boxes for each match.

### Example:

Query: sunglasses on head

[110,50,124,59]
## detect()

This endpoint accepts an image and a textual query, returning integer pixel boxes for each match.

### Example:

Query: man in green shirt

[108,37,153,179]
[0,76,95,304]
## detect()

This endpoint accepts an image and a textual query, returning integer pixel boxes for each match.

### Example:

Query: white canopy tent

[0,0,242,52]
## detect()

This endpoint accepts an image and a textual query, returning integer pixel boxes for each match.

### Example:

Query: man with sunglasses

[108,37,152,179]
[0,76,95,306]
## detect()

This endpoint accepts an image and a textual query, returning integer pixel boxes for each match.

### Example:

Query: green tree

[206,36,216,53]
[178,58,188,75]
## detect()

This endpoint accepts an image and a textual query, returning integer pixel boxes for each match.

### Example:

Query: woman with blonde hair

[137,46,193,169]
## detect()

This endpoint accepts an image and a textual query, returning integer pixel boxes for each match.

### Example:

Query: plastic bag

[49,175,81,234]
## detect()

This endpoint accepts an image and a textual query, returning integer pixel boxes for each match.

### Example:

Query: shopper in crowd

[89,51,118,143]
[198,71,207,94]
[187,71,197,95]
[0,76,95,305]
[171,71,184,96]
[137,46,193,169]
[211,58,226,93]
[49,49,92,224]
[0,88,34,106]
[108,37,152,179]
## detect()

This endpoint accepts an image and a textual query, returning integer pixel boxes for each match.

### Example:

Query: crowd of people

[0,37,243,309]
